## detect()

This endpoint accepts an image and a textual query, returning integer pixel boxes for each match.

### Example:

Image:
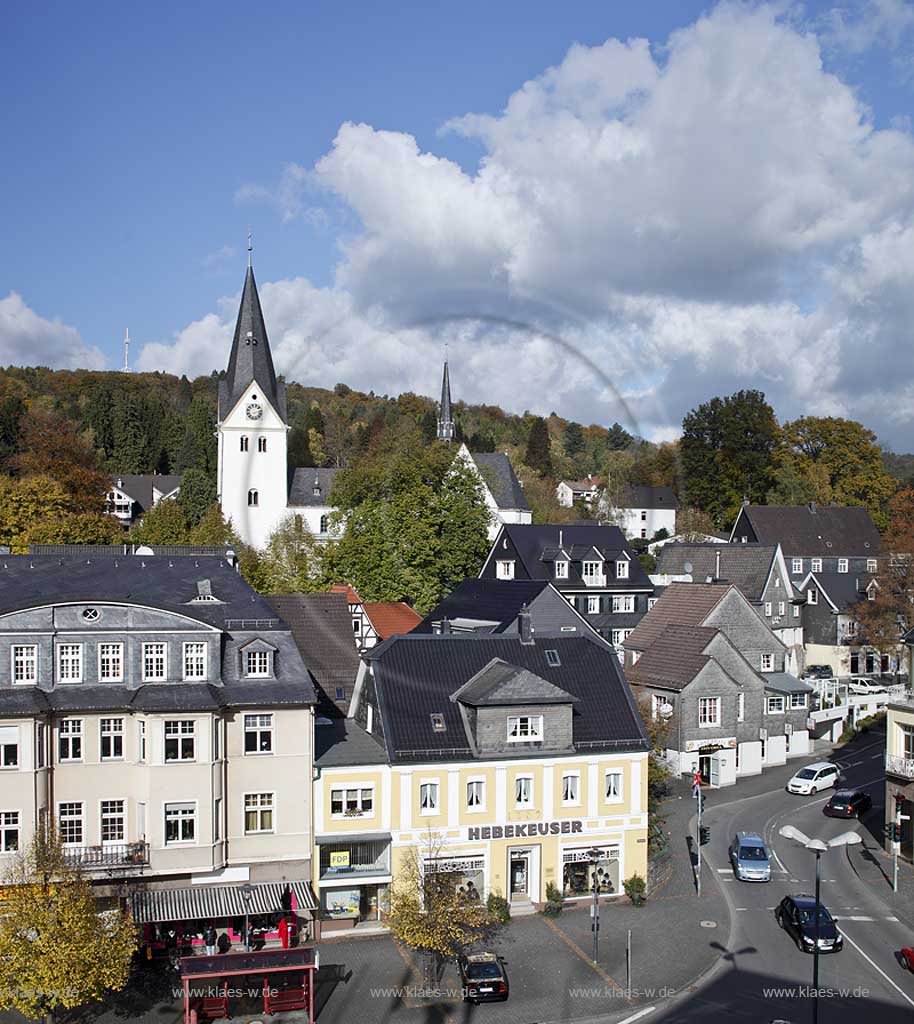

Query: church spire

[437,358,455,442]
[219,248,281,420]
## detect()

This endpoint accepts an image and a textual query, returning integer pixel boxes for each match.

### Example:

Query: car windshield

[795,769,817,780]
[739,846,767,861]
[466,963,502,980]
[798,906,833,925]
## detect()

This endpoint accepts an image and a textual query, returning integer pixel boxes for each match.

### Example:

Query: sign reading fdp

[329,851,350,870]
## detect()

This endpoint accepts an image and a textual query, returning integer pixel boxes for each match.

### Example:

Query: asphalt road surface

[649,735,914,1024]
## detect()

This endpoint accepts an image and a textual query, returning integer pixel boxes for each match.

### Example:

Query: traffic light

[895,792,906,811]
[893,823,904,842]
[884,823,896,838]
[699,825,711,846]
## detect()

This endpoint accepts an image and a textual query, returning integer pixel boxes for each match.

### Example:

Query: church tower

[436,360,455,442]
[217,245,289,548]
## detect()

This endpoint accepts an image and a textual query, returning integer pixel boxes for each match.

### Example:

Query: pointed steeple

[437,359,455,442]
[219,255,282,421]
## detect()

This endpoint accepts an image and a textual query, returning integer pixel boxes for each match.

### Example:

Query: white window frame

[244,792,275,834]
[698,697,720,728]
[760,653,774,672]
[164,720,196,763]
[100,799,125,844]
[57,643,83,683]
[97,642,124,682]
[766,695,785,715]
[58,801,84,846]
[778,602,785,616]
[507,715,543,742]
[245,650,271,678]
[604,770,623,802]
[58,719,82,762]
[651,694,672,720]
[0,811,20,852]
[143,642,167,682]
[419,780,440,815]
[554,560,569,580]
[648,597,658,610]
[582,560,602,584]
[164,801,196,845]
[792,558,803,574]
[99,718,124,761]
[243,713,273,754]
[11,645,38,685]
[561,771,580,806]
[616,560,629,579]
[611,629,624,646]
[330,785,375,817]
[790,692,808,709]
[466,778,486,812]
[496,560,515,580]
[764,602,772,617]
[514,774,534,808]
[837,558,848,573]
[867,558,877,573]
[138,720,146,763]
[793,604,800,618]
[182,642,207,681]
[737,692,745,723]
[587,596,600,615]
[811,558,822,572]
[808,589,818,605]
[612,595,635,613]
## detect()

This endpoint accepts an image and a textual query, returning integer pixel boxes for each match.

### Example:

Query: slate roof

[110,474,182,512]
[365,633,649,763]
[623,583,732,651]
[451,658,578,707]
[624,626,717,691]
[734,505,883,556]
[218,265,285,420]
[439,361,453,425]
[413,579,551,633]
[656,544,778,601]
[266,593,360,708]
[471,453,530,511]
[805,571,873,612]
[315,716,388,767]
[492,524,652,590]
[620,485,679,511]
[288,468,340,507]
[362,602,422,639]
[763,673,814,695]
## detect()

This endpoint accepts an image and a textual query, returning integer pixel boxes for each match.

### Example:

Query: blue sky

[5,1,914,446]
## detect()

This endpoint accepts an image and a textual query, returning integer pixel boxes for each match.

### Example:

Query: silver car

[729,831,771,881]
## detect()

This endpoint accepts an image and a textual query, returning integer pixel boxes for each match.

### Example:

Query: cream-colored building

[884,695,914,863]
[312,623,650,928]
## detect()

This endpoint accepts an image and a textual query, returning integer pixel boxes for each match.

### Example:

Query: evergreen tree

[524,417,554,478]
[606,422,633,450]
[186,396,217,474]
[0,396,24,470]
[563,421,586,458]
[287,425,314,471]
[111,393,148,474]
[177,467,217,526]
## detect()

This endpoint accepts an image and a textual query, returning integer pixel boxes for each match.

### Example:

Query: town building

[555,476,603,510]
[312,625,650,928]
[330,585,421,653]
[884,691,914,863]
[654,543,804,668]
[611,486,679,540]
[105,474,182,527]
[0,554,318,946]
[413,578,606,640]
[623,583,813,786]
[479,523,654,652]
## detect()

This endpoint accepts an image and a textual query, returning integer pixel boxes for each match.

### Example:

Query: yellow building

[313,623,650,928]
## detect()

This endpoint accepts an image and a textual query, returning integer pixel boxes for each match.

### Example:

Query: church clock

[246,402,263,421]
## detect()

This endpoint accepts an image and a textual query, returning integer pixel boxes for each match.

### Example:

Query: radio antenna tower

[123,328,130,372]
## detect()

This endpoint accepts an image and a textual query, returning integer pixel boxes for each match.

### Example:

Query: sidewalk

[844,817,914,930]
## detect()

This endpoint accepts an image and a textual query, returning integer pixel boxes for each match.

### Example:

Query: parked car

[823,789,872,818]
[803,665,833,679]
[902,946,914,971]
[776,895,844,953]
[458,952,509,1003]
[847,677,887,696]
[729,831,771,881]
[787,762,840,795]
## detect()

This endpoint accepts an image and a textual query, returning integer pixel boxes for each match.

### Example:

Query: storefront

[561,844,621,898]
[315,832,391,928]
[423,854,486,902]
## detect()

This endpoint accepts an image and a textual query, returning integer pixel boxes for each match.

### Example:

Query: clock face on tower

[245,402,263,421]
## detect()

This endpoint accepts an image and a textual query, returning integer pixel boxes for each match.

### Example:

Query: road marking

[542,916,623,991]
[841,928,914,1008]
[716,868,732,873]
[887,916,899,922]
[771,848,788,872]
[835,916,874,922]
[617,1008,656,1024]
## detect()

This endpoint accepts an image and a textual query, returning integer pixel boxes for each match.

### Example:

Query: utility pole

[587,847,603,963]
[892,791,910,893]
[693,772,703,897]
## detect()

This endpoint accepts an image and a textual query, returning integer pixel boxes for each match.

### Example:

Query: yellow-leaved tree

[0,828,136,1021]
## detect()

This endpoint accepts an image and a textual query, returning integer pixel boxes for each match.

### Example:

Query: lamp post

[586,846,604,964]
[240,882,255,952]
[778,826,861,1024]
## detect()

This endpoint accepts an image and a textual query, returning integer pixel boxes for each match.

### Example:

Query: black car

[457,952,509,1003]
[824,789,872,818]
[776,895,843,953]
[803,665,833,679]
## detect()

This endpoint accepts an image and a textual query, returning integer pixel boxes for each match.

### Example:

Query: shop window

[424,856,485,902]
[244,714,273,754]
[562,848,619,897]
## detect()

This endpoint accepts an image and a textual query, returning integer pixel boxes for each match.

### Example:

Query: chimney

[518,604,534,645]
[715,548,721,580]
[558,528,563,548]
[440,617,452,635]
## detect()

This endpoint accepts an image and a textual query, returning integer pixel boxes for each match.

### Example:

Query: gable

[220,382,286,431]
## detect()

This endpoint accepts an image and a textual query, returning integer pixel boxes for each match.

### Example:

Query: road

[649,734,914,1024]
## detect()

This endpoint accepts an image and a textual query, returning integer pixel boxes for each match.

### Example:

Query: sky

[5,0,914,448]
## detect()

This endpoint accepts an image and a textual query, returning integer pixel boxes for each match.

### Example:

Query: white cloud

[143,2,914,447]
[821,0,914,53]
[0,293,106,371]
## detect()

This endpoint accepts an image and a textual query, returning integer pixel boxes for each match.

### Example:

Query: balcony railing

[63,842,149,868]
[885,753,914,779]
[582,575,607,588]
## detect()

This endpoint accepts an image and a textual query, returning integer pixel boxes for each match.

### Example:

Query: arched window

[248,489,258,507]
[319,514,330,534]
[257,437,267,453]
[240,436,249,452]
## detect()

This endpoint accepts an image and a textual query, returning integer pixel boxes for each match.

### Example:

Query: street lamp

[778,826,861,1024]
[240,882,255,952]
[586,847,605,964]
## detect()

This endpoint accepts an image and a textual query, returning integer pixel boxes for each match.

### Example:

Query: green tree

[0,396,25,470]
[0,476,78,552]
[110,393,148,474]
[185,396,217,474]
[524,417,554,478]
[778,416,895,530]
[606,422,634,450]
[0,828,136,1021]
[257,515,325,593]
[188,503,236,546]
[177,467,216,526]
[680,390,780,528]
[129,499,189,545]
[563,421,585,459]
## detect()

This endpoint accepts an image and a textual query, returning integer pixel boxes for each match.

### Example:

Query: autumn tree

[675,507,717,541]
[0,476,79,553]
[0,396,24,470]
[635,696,674,819]
[680,391,779,528]
[129,498,190,546]
[257,514,326,593]
[28,511,123,547]
[0,828,136,1021]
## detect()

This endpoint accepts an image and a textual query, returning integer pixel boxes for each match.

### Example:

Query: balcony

[582,574,607,588]
[63,842,149,869]
[885,753,914,780]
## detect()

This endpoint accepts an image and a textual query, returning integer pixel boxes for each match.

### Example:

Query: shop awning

[130,880,317,923]
[315,831,391,844]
